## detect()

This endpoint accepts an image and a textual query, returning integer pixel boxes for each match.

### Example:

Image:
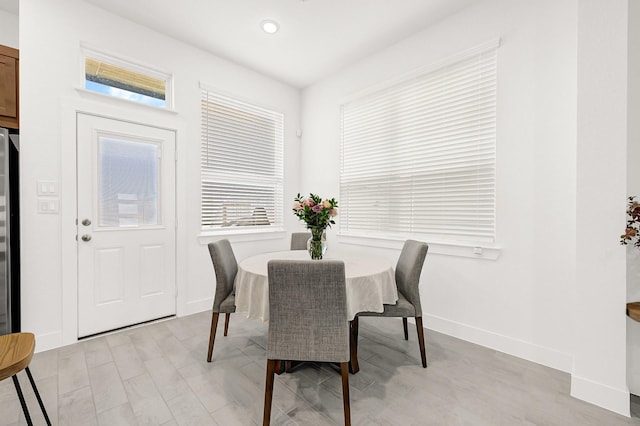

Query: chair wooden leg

[25,367,51,425]
[415,317,428,368]
[348,321,360,374]
[12,375,33,426]
[263,359,277,426]
[340,362,351,426]
[207,312,219,362]
[223,313,231,336]
[403,317,409,340]
[352,317,359,349]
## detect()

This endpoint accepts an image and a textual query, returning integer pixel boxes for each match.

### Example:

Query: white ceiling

[83,0,477,88]
[0,0,478,88]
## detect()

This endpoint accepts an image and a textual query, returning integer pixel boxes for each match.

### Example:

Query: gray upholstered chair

[263,260,351,426]
[354,240,429,367]
[290,232,311,250]
[206,239,237,362]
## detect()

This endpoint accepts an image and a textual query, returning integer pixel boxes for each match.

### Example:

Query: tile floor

[1,312,640,425]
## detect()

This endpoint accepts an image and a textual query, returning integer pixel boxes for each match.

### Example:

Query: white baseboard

[422,313,573,372]
[33,300,213,353]
[181,298,212,316]
[571,375,630,417]
[34,330,63,353]
[422,314,632,416]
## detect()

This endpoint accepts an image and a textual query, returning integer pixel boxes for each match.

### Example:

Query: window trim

[337,234,501,260]
[80,45,174,110]
[199,83,285,235]
[339,39,500,249]
[339,39,500,105]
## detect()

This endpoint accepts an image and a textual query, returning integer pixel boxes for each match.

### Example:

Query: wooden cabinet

[0,45,18,129]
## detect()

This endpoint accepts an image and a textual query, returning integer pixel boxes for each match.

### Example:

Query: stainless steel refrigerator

[0,127,19,335]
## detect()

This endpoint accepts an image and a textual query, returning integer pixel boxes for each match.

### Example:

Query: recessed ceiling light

[261,20,279,34]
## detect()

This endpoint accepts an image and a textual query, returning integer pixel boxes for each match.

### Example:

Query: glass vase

[307,228,327,260]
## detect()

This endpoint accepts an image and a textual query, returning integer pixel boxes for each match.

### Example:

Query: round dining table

[234,250,398,322]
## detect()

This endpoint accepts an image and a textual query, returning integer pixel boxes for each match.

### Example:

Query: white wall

[572,0,629,416]
[303,0,576,370]
[302,0,633,415]
[0,9,18,48]
[628,0,640,397]
[20,0,300,349]
[302,0,628,414]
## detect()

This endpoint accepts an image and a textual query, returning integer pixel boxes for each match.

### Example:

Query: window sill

[337,234,501,260]
[197,227,286,245]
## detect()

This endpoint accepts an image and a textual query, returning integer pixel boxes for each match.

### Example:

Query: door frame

[76,113,177,337]
[60,98,187,346]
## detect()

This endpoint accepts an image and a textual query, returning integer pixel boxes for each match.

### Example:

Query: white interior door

[77,113,176,337]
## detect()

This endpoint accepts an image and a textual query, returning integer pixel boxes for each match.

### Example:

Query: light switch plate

[37,180,58,196]
[38,198,59,214]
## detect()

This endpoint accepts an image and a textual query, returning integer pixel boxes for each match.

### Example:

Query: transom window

[340,44,498,244]
[200,87,284,231]
[82,47,172,109]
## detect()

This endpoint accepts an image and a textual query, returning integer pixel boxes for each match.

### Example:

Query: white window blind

[201,89,284,230]
[340,46,497,243]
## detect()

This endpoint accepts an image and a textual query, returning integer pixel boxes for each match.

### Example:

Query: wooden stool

[627,302,640,322]
[0,332,51,425]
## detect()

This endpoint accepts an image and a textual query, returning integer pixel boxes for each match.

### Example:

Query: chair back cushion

[290,232,311,250]
[395,240,428,316]
[208,240,238,311]
[267,260,349,363]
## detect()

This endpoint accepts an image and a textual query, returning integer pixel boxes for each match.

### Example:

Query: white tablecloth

[234,250,397,321]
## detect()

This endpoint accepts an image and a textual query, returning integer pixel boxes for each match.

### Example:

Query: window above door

[82,46,173,109]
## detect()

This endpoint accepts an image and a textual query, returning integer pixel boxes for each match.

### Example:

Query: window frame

[339,40,500,251]
[81,46,174,110]
[199,84,285,236]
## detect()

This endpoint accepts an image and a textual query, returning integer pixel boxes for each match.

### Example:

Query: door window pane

[98,136,160,227]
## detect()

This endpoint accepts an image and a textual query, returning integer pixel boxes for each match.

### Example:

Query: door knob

[82,219,91,226]
[81,234,92,242]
